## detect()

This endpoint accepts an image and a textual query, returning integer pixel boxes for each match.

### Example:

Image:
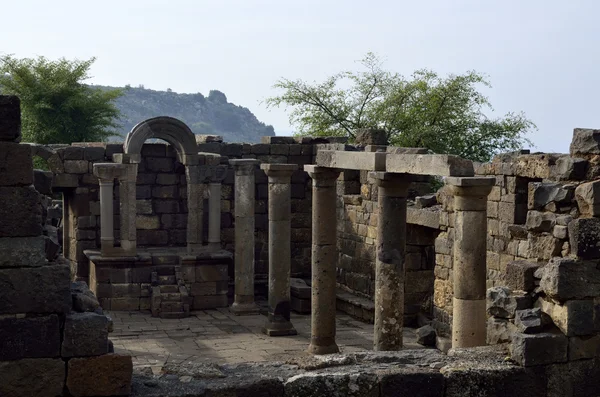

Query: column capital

[209,165,228,183]
[116,164,138,183]
[304,165,340,187]
[261,163,297,183]
[446,177,494,211]
[230,159,260,175]
[93,163,128,181]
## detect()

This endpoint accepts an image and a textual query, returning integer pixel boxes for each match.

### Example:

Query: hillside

[94,85,275,143]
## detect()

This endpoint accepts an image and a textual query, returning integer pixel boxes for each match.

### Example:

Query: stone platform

[86,248,233,314]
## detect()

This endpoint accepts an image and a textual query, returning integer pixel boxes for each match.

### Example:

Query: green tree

[265,53,535,162]
[0,55,123,144]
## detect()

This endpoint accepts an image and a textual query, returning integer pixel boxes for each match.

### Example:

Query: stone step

[161,293,182,302]
[159,285,179,293]
[160,301,183,312]
[158,275,176,285]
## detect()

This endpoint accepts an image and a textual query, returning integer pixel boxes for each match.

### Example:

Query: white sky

[1,0,598,153]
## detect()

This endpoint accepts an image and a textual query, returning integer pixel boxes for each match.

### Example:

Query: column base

[208,242,221,250]
[187,243,203,253]
[230,301,260,316]
[262,319,297,337]
[307,342,339,355]
[452,298,486,348]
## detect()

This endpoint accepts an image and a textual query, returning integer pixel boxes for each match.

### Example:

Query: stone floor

[108,306,424,373]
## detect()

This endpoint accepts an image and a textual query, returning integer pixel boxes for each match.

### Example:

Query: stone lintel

[386,154,474,176]
[445,176,496,187]
[407,207,441,229]
[112,153,141,164]
[316,150,387,171]
[92,163,129,180]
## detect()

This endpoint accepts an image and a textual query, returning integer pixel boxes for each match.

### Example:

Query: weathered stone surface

[316,150,386,171]
[62,312,109,357]
[285,371,379,397]
[0,236,46,267]
[0,315,61,360]
[569,334,600,360]
[551,156,588,180]
[528,182,572,210]
[525,211,556,233]
[0,142,32,186]
[537,298,594,336]
[67,354,133,396]
[290,278,311,299]
[539,257,600,301]
[0,358,65,397]
[0,95,21,141]
[0,264,71,314]
[379,369,445,397]
[387,154,474,176]
[33,169,53,195]
[71,281,100,312]
[487,287,518,318]
[416,325,436,346]
[570,128,600,157]
[0,186,42,237]
[354,128,388,146]
[515,308,550,334]
[505,260,540,291]
[527,233,561,261]
[575,180,600,217]
[486,317,516,344]
[406,207,440,229]
[511,331,568,366]
[569,218,600,259]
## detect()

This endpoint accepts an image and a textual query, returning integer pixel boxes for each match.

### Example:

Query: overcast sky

[2,0,598,153]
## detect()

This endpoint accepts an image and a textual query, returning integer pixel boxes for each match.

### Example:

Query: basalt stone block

[379,369,445,397]
[511,331,568,366]
[539,257,600,301]
[0,265,71,314]
[290,277,311,299]
[71,281,100,312]
[0,186,43,237]
[0,142,32,186]
[570,128,600,157]
[0,315,61,360]
[416,325,437,346]
[0,95,21,141]
[0,236,46,267]
[67,354,133,397]
[355,128,389,146]
[527,233,562,261]
[62,312,109,357]
[487,287,518,319]
[0,358,65,397]
[284,371,379,397]
[569,334,600,360]
[526,211,556,233]
[528,182,572,210]
[33,169,53,195]
[515,308,550,334]
[505,260,541,291]
[569,218,600,259]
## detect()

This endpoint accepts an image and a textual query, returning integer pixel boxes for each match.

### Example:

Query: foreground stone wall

[0,96,132,397]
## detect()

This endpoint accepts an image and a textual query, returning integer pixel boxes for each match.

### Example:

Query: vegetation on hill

[96,85,275,143]
[0,55,122,144]
[266,52,535,162]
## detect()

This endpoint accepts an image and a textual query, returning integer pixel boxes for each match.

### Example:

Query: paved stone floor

[108,306,423,372]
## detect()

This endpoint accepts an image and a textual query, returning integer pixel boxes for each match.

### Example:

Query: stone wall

[0,96,132,396]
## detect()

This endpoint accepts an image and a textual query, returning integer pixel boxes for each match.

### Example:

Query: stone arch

[124,116,198,157]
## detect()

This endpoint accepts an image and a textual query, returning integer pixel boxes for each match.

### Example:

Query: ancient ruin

[3,93,600,396]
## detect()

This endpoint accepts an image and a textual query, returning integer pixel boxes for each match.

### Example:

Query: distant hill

[93,85,275,143]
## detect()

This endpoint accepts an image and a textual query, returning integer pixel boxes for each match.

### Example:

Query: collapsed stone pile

[0,96,132,397]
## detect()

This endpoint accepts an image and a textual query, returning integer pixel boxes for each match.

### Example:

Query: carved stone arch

[124,116,198,157]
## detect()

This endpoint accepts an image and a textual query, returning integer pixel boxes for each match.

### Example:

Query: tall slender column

[118,164,138,256]
[305,165,341,355]
[207,165,228,249]
[370,172,411,351]
[186,165,206,253]
[446,176,494,348]
[98,179,115,255]
[230,159,260,315]
[261,164,298,336]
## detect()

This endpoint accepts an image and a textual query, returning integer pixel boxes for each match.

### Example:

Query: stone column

[370,172,411,351]
[446,176,494,348]
[118,164,138,256]
[229,159,260,315]
[93,163,128,257]
[186,165,206,253]
[98,179,115,255]
[305,165,341,354]
[207,165,228,250]
[261,164,298,336]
